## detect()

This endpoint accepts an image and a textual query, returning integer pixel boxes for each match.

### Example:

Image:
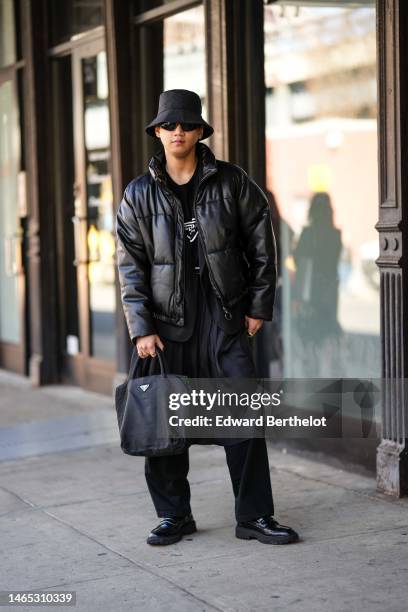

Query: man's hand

[135,334,165,358]
[245,316,264,337]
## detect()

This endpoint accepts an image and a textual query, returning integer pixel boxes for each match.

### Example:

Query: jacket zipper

[162,186,185,312]
[193,171,233,320]
[160,167,233,321]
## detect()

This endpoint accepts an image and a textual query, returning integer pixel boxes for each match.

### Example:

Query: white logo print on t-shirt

[184,218,198,243]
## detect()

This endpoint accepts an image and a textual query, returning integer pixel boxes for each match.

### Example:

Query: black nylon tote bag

[115,347,189,457]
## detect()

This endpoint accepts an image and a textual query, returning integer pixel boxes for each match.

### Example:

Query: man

[115,89,299,546]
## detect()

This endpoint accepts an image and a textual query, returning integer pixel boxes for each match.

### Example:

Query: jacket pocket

[207,248,248,303]
[150,263,176,316]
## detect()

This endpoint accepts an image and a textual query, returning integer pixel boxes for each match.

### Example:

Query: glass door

[65,37,116,390]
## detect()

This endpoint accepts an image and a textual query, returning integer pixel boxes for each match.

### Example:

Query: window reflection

[0,0,16,67]
[48,0,103,45]
[163,6,207,116]
[82,51,116,360]
[263,3,379,378]
[0,81,20,343]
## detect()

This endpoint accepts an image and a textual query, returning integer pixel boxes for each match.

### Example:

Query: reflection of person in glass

[255,190,289,378]
[116,89,299,546]
[293,192,342,344]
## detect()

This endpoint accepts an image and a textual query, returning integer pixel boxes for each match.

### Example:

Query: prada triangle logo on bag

[139,384,150,392]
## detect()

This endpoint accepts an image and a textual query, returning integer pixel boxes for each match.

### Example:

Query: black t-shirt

[165,164,200,275]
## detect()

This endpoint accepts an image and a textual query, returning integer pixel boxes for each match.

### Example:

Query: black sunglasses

[159,121,201,132]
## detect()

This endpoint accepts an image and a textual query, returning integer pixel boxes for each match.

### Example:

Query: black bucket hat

[145,89,213,140]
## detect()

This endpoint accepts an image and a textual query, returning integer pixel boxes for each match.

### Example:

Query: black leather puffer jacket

[115,142,277,342]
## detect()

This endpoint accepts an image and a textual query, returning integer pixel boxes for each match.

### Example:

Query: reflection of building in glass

[265,7,376,123]
[163,7,207,117]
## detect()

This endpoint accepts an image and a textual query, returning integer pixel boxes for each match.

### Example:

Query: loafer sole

[147,521,197,546]
[236,525,299,545]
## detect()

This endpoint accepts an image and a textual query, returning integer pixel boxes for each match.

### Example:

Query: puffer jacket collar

[148,141,218,187]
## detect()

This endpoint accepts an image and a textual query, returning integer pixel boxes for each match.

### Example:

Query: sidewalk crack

[39,507,225,612]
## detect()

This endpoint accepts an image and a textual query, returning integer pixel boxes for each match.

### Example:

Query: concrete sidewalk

[0,369,407,612]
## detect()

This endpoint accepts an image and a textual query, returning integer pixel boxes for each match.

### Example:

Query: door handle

[71,214,88,223]
[71,215,101,266]
[71,214,88,266]
[73,182,81,198]
[4,229,23,276]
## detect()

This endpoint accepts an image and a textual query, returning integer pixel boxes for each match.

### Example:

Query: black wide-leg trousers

[145,437,274,522]
[144,269,275,522]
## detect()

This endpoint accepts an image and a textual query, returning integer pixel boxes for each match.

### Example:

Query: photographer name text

[168,415,327,428]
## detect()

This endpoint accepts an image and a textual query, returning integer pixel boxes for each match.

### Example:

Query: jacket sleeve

[115,187,157,343]
[236,170,277,321]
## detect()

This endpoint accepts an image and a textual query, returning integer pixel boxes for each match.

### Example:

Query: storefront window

[0,0,16,67]
[163,5,206,116]
[0,80,21,343]
[48,0,104,46]
[263,2,379,378]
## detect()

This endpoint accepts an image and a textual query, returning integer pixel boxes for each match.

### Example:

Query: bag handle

[149,346,170,377]
[128,345,170,380]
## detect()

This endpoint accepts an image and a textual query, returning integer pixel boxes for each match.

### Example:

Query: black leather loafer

[236,516,299,545]
[147,513,197,546]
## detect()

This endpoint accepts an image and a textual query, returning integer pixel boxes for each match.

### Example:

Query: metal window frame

[134,0,202,25]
